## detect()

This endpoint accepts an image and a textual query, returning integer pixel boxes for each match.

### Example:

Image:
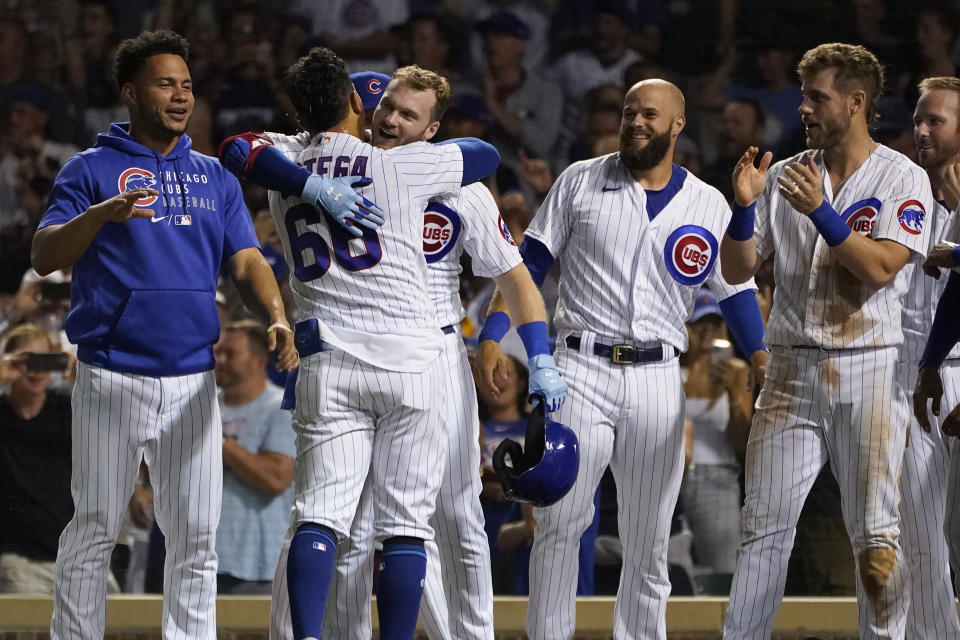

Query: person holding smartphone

[679,290,753,591]
[0,323,76,593]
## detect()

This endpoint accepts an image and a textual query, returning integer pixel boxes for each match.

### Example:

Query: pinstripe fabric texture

[724,347,909,640]
[939,364,960,596]
[52,363,221,640]
[897,198,960,637]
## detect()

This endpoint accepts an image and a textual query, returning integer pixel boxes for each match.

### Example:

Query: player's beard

[918,137,960,170]
[805,114,849,150]
[619,127,672,172]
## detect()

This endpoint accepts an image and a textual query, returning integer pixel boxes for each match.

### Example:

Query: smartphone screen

[26,352,69,372]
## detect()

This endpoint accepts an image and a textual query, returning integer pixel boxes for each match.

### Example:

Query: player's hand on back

[914,365,944,434]
[301,175,385,238]
[267,321,299,372]
[474,339,511,401]
[90,189,158,223]
[528,354,568,413]
[922,241,959,279]
[732,146,772,207]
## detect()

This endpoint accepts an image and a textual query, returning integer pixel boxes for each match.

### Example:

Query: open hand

[91,189,158,223]
[778,155,824,215]
[732,146,772,207]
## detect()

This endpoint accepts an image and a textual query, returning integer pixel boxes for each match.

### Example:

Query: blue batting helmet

[350,71,391,112]
[492,398,579,507]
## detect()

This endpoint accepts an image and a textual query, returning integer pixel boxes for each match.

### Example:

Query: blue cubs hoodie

[38,123,259,377]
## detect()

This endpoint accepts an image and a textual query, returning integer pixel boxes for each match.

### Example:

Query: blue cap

[350,71,391,112]
[446,92,491,124]
[689,289,722,323]
[476,11,530,40]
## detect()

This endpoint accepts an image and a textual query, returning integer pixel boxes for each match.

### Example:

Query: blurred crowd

[0,0,953,598]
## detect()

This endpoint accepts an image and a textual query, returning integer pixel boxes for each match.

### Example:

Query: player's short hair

[284,47,354,133]
[918,75,960,96]
[114,30,189,88]
[797,43,884,123]
[390,65,454,121]
[224,319,269,359]
[2,323,56,354]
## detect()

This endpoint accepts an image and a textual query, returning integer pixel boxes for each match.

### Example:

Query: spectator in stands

[701,98,767,202]
[214,320,295,594]
[549,0,640,170]
[871,97,915,158]
[679,291,751,591]
[401,12,464,87]
[65,0,123,138]
[567,84,624,164]
[479,11,563,175]
[897,2,960,107]
[0,18,27,96]
[0,324,75,593]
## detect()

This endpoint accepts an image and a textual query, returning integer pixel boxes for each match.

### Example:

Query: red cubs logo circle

[117,168,158,206]
[367,78,383,95]
[423,203,462,263]
[664,225,718,286]
[673,234,711,276]
[846,205,878,236]
[498,214,517,246]
[897,199,926,236]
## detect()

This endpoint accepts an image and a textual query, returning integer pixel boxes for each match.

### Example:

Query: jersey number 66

[285,203,383,282]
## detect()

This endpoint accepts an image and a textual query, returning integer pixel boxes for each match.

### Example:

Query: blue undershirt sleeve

[718,289,767,356]
[437,138,501,184]
[519,237,555,287]
[921,271,960,369]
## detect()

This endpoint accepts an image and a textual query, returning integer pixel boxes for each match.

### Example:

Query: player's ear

[672,114,686,136]
[850,89,866,118]
[349,90,364,116]
[120,82,136,108]
[423,120,441,141]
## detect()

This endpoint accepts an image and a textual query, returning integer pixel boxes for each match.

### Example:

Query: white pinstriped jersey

[424,182,523,327]
[263,131,463,370]
[902,199,960,361]
[524,153,754,352]
[755,145,934,349]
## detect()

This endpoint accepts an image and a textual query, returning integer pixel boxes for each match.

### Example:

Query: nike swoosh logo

[150,216,169,223]
[602,186,621,192]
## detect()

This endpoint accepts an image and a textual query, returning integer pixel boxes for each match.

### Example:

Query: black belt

[294,320,456,358]
[565,335,678,365]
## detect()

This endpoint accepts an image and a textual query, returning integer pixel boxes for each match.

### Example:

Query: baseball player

[720,43,933,639]
[913,77,960,616]
[475,79,767,640]
[31,31,298,640]
[264,67,565,640]
[216,50,537,640]
[897,77,960,639]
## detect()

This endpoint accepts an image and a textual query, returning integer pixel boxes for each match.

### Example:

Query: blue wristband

[726,201,756,241]
[478,311,510,343]
[952,245,960,266]
[808,201,851,247]
[516,321,550,359]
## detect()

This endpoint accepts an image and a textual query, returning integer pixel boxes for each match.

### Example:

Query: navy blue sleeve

[38,155,96,229]
[718,289,767,356]
[437,138,500,185]
[219,134,311,198]
[519,237,556,287]
[921,271,960,368]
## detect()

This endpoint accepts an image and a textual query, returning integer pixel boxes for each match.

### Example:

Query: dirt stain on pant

[858,546,897,606]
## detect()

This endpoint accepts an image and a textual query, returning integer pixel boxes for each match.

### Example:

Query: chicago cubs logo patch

[897,199,926,235]
[663,225,718,286]
[841,198,881,236]
[366,77,383,95]
[498,214,517,246]
[117,168,158,206]
[423,202,462,263]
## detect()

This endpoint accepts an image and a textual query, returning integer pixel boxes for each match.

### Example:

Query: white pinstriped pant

[52,363,221,640]
[899,361,960,639]
[724,346,909,640]
[525,339,686,640]
[270,332,493,640]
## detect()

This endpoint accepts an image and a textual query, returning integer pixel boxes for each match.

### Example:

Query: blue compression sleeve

[376,540,427,640]
[516,321,550,358]
[519,237,555,287]
[718,289,767,357]
[921,271,960,368]
[478,311,510,343]
[220,135,311,197]
[727,201,756,241]
[287,523,338,639]
[952,244,960,266]
[808,200,852,247]
[438,137,501,184]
